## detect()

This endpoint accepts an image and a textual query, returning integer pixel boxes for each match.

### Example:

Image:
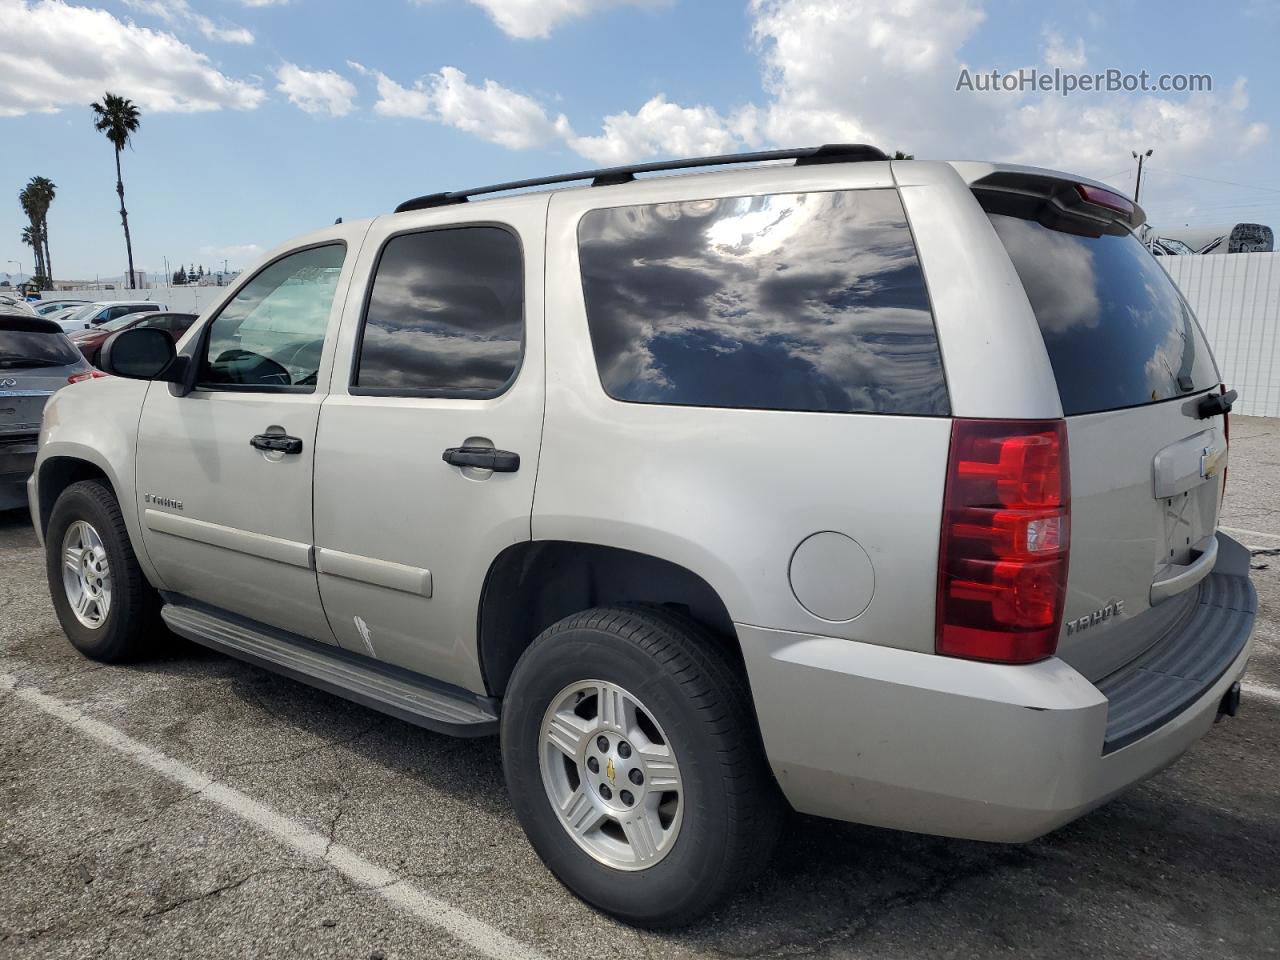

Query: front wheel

[45,479,166,662]
[501,606,782,927]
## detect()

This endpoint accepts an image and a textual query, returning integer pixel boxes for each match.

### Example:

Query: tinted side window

[577,189,947,415]
[199,243,345,391]
[988,214,1219,415]
[354,227,523,397]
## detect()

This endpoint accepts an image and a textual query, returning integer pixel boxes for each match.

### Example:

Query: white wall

[41,285,227,316]
[1162,252,1280,418]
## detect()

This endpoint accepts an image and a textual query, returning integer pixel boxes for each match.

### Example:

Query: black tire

[501,605,782,928]
[45,479,165,662]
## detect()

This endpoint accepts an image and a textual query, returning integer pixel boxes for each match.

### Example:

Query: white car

[0,295,37,316]
[31,299,89,318]
[51,300,168,333]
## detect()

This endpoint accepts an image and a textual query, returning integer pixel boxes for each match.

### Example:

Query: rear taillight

[936,419,1070,664]
[68,370,108,384]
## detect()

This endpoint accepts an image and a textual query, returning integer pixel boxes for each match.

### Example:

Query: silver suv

[29,146,1256,927]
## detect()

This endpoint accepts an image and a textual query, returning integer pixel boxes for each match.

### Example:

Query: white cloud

[742,0,989,153]
[356,0,1267,188]
[1003,78,1268,181]
[276,63,357,116]
[560,0,1268,180]
[368,66,562,149]
[1041,29,1085,69]
[562,96,739,165]
[0,0,264,116]
[419,0,668,39]
[122,0,254,44]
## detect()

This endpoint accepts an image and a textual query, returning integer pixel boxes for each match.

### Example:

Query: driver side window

[198,243,346,391]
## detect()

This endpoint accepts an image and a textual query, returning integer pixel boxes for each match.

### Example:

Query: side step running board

[160,598,499,737]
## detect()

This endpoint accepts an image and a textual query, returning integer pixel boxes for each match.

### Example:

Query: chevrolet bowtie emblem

[606,757,616,784]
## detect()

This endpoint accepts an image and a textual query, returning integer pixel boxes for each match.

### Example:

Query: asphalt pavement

[1,418,1277,959]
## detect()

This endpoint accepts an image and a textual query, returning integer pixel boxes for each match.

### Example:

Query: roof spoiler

[965,167,1146,232]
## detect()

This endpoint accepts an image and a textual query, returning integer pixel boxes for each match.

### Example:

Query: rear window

[0,329,81,368]
[577,189,948,416]
[988,213,1218,415]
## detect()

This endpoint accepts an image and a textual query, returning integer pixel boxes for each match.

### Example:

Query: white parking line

[0,672,549,960]
[1220,525,1280,542]
[1244,682,1280,705]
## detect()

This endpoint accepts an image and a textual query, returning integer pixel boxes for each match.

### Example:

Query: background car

[69,310,197,366]
[0,295,37,316]
[51,300,168,333]
[0,314,92,510]
[32,299,89,317]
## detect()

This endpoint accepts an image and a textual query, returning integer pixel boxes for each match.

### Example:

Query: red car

[68,311,197,366]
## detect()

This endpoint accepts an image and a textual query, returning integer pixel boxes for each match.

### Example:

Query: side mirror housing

[100,327,185,383]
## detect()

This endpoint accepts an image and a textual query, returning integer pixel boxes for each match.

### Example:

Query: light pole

[6,259,21,281]
[1132,148,1153,204]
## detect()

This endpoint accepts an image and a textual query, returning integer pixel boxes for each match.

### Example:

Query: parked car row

[51,300,169,332]
[1141,221,1275,256]
[68,311,196,365]
[0,296,197,511]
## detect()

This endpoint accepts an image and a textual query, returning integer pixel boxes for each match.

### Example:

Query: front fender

[32,377,163,588]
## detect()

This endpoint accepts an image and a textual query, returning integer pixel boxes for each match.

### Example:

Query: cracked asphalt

[1,418,1277,959]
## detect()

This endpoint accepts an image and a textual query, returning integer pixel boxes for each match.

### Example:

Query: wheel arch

[477,541,739,698]
[36,455,113,537]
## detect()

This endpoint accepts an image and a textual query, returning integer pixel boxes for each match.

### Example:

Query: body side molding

[316,547,433,597]
[143,509,313,569]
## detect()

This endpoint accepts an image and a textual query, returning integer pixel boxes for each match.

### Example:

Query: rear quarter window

[988,213,1219,415]
[577,188,948,416]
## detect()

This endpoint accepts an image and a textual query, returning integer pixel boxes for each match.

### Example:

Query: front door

[312,198,547,692]
[135,239,360,642]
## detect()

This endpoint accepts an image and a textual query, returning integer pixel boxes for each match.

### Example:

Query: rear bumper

[740,541,1255,843]
[0,437,37,510]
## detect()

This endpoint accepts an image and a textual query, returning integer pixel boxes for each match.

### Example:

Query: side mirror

[100,327,183,382]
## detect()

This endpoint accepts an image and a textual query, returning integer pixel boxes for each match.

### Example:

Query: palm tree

[17,185,46,286]
[29,176,56,285]
[20,225,40,284]
[91,92,141,289]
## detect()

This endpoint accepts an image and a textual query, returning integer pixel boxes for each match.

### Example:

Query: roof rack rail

[394,143,889,213]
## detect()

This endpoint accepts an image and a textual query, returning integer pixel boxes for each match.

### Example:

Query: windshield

[62,304,100,324]
[0,330,83,368]
[988,213,1219,415]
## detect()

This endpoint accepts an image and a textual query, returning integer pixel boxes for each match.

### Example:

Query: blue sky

[2,0,1276,282]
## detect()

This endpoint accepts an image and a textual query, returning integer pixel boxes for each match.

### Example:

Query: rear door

[312,198,546,693]
[985,200,1226,680]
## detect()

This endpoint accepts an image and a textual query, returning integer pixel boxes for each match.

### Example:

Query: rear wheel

[45,480,165,662]
[502,605,782,927]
